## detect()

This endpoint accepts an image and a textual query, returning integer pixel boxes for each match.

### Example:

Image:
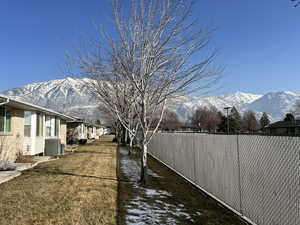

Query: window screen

[24,111,32,137]
[45,116,51,136]
[55,118,60,136]
[36,114,44,136]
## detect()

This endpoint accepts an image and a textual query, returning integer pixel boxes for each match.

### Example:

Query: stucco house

[66,118,89,144]
[67,120,108,144]
[0,94,74,162]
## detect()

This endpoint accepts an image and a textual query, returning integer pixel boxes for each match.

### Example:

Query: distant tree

[284,113,295,122]
[190,105,220,132]
[98,106,123,144]
[217,107,241,133]
[229,107,242,133]
[152,110,182,131]
[259,112,270,129]
[242,110,260,133]
[217,111,227,132]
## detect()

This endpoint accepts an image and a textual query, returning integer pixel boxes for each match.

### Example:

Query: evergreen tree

[229,106,242,133]
[259,112,270,128]
[217,111,227,132]
[284,113,295,122]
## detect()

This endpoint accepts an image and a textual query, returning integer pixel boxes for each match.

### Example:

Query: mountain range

[2,77,300,122]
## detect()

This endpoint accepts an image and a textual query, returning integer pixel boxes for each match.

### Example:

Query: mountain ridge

[2,77,299,122]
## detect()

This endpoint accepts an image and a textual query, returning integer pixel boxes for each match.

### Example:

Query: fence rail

[148,133,300,225]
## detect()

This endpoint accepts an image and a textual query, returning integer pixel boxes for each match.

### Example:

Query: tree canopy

[259,112,270,128]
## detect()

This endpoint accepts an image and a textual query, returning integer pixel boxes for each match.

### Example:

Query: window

[45,116,58,137]
[36,114,44,136]
[55,118,60,136]
[24,111,32,137]
[45,116,52,136]
[0,106,12,132]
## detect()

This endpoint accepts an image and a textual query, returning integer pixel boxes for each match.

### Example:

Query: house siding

[1,105,69,162]
[60,120,67,145]
[0,108,24,162]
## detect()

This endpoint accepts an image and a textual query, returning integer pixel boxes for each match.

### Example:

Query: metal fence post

[236,134,243,214]
[193,134,197,183]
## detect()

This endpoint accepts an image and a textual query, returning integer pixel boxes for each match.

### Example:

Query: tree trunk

[140,143,148,184]
[128,137,133,156]
[116,126,122,146]
[121,126,126,145]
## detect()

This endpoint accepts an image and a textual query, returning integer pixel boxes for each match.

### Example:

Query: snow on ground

[119,148,201,225]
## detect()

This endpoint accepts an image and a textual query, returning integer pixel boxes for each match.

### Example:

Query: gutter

[0,98,9,106]
[0,94,74,121]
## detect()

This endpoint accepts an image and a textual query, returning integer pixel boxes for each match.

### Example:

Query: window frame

[55,117,60,137]
[45,115,59,137]
[36,113,44,137]
[0,106,12,133]
[45,115,52,137]
[24,111,32,137]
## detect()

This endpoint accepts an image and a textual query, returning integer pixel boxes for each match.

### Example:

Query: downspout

[0,98,9,106]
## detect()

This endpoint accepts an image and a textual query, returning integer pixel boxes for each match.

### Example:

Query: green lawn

[0,136,118,225]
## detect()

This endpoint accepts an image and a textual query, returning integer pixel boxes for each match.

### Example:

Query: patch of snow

[120,147,202,225]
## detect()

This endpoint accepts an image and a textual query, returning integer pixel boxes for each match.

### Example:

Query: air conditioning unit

[45,138,63,156]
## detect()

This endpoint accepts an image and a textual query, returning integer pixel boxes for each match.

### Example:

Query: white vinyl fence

[148,133,300,225]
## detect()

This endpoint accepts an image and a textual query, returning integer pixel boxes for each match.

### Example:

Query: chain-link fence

[148,133,300,225]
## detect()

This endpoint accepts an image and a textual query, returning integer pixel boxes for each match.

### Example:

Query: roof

[67,120,106,128]
[0,94,75,121]
[266,120,300,128]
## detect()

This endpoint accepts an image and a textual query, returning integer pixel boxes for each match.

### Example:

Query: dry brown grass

[0,135,118,225]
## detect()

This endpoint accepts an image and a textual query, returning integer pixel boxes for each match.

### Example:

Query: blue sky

[0,0,299,95]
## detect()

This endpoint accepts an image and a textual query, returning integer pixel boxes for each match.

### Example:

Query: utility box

[45,138,62,156]
[60,144,65,155]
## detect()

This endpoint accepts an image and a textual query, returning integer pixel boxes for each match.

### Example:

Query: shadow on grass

[29,167,132,183]
[74,150,114,155]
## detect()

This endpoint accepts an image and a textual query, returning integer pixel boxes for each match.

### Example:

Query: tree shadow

[32,167,131,183]
[74,150,113,155]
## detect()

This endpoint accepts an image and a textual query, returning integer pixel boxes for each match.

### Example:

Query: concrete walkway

[0,156,54,184]
[0,171,21,185]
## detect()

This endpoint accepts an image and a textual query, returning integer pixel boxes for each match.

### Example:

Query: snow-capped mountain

[2,77,299,122]
[3,77,100,121]
[247,91,300,120]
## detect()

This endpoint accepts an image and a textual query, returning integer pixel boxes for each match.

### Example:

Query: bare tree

[69,0,220,183]
[0,136,10,170]
[242,110,260,133]
[151,109,182,131]
[190,105,220,132]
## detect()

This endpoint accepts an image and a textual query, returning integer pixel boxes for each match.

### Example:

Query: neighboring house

[0,94,74,162]
[66,119,88,144]
[96,125,108,137]
[87,124,97,140]
[265,120,300,135]
[67,120,108,144]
